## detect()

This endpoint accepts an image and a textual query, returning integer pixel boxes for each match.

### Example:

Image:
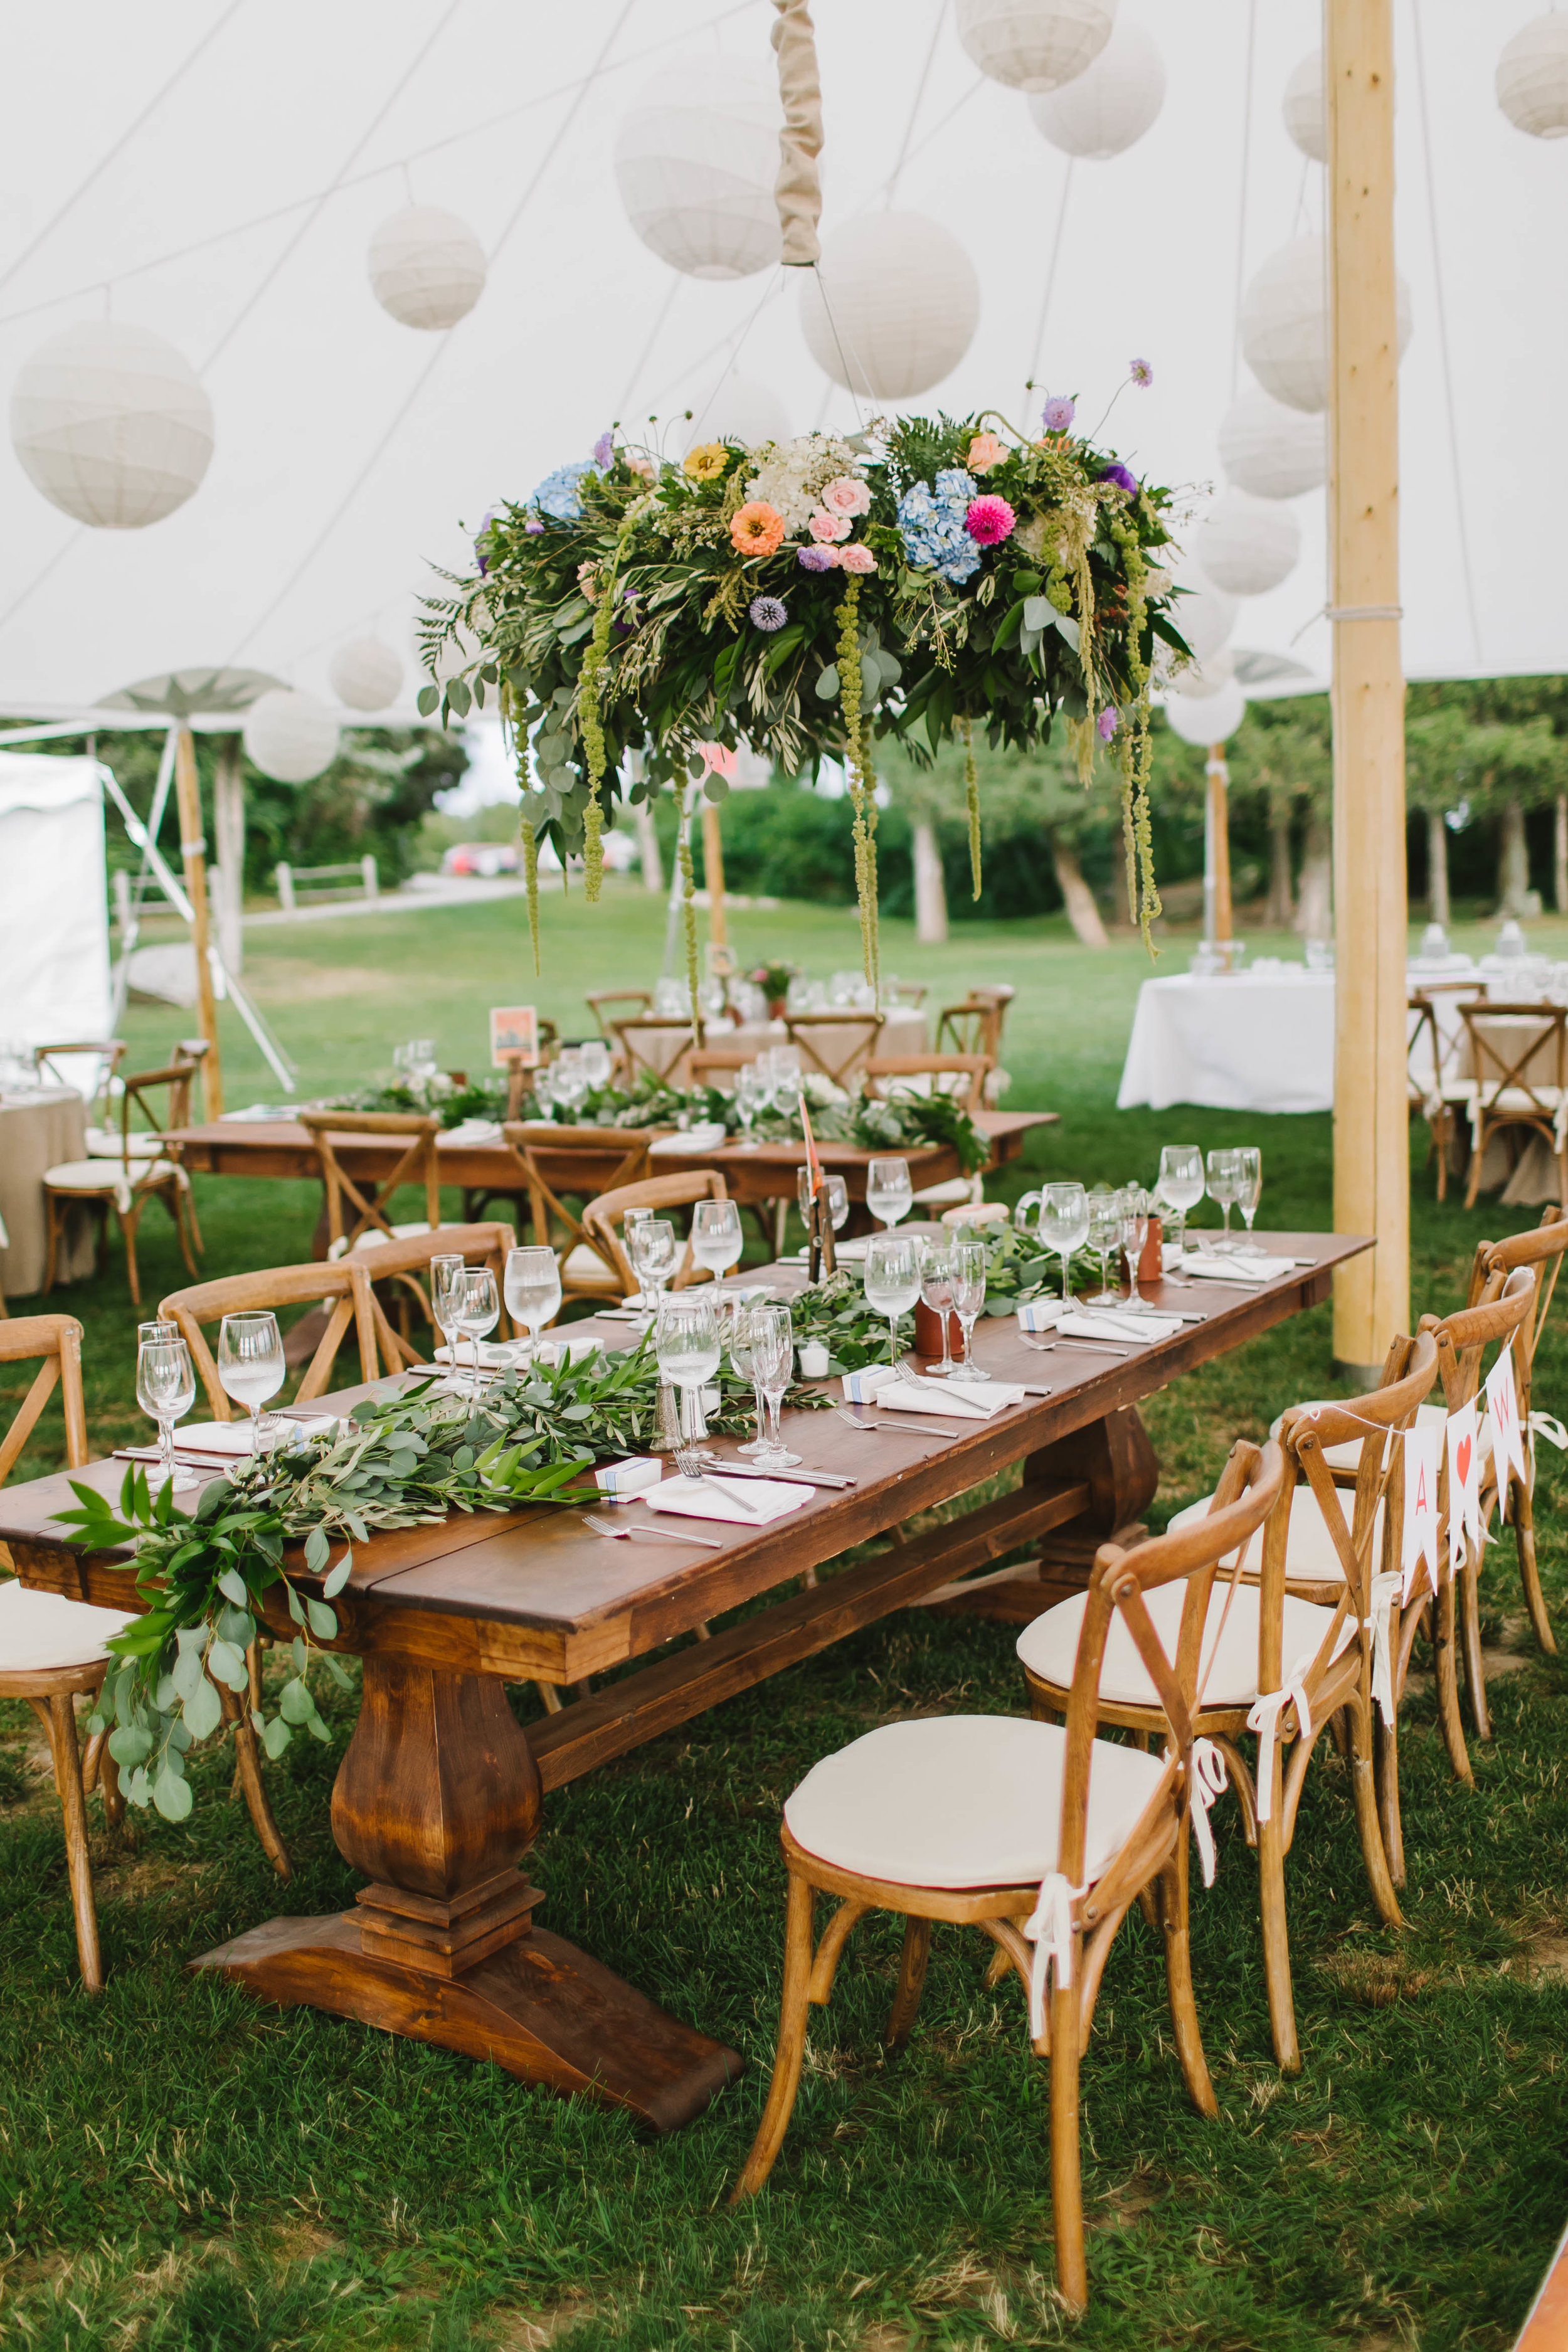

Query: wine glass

[578,1039,612,1091]
[866,1156,913,1230]
[1157,1145,1205,1268]
[750,1300,802,1468]
[691,1199,743,1288]
[1012,1189,1042,1234]
[864,1232,920,1380]
[553,1047,589,1117]
[1118,1187,1153,1313]
[1086,1189,1122,1305]
[950,1236,990,1379]
[454,1265,499,1395]
[627,1216,675,1311]
[429,1252,465,1380]
[136,1320,197,1490]
[217,1310,285,1450]
[726,1298,766,1455]
[735,1064,764,1148]
[1233,1147,1263,1241]
[918,1242,957,1377]
[1040,1182,1089,1304]
[655,1293,721,1447]
[1206,1148,1241,1238]
[504,1245,561,1366]
[795,1168,849,1251]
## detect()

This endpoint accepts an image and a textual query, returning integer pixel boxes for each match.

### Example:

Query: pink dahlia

[965,494,1015,547]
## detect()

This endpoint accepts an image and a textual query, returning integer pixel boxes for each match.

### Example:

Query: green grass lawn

[3,893,1567,2350]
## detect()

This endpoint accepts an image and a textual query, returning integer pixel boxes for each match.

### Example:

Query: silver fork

[673,1445,760,1513]
[582,1511,724,1549]
[1018,1336,1131,1358]
[831,1404,963,1439]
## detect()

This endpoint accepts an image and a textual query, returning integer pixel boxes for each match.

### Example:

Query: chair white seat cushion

[1266,1398,1454,1476]
[0,1580,137,1673]
[85,1127,162,1158]
[911,1176,978,1207]
[329,1221,470,1262]
[45,1158,176,1192]
[561,1242,621,1287]
[1166,1484,1384,1585]
[782,1714,1165,1892]
[1017,1579,1353,1710]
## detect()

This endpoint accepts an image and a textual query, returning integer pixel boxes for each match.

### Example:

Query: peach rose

[967,433,1005,474]
[837,542,877,574]
[820,475,872,517]
[808,508,852,543]
[730,501,786,556]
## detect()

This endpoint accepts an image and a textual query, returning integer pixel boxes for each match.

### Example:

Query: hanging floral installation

[419,387,1187,967]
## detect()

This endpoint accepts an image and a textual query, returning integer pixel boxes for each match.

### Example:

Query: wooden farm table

[0,1230,1366,2132]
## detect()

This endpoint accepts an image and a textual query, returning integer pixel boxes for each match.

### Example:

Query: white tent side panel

[0,754,112,1062]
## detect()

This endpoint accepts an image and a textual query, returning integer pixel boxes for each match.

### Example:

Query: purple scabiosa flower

[1130,357,1153,388]
[524,517,545,534]
[1097,706,1120,742]
[1101,461,1138,495]
[592,430,615,468]
[474,506,497,575]
[1041,394,1076,433]
[797,543,837,571]
[749,594,788,631]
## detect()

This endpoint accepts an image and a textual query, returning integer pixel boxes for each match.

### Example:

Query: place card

[593,1454,663,1499]
[840,1364,901,1402]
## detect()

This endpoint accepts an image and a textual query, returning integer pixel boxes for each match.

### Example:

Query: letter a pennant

[1402,1422,1441,1599]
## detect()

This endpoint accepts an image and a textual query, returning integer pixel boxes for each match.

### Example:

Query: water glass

[1206,1148,1242,1236]
[950,1236,989,1379]
[735,1063,765,1147]
[136,1320,197,1488]
[553,1047,590,1115]
[1086,1189,1122,1305]
[504,1245,561,1364]
[1233,1147,1263,1239]
[866,1155,913,1229]
[454,1265,499,1394]
[217,1310,285,1449]
[749,1300,801,1468]
[578,1039,612,1090]
[864,1232,920,1379]
[726,1298,766,1454]
[1040,1182,1089,1303]
[627,1214,675,1310]
[918,1243,956,1377]
[1118,1187,1153,1311]
[1012,1189,1042,1235]
[795,1167,849,1241]
[430,1252,465,1375]
[655,1294,721,1444]
[691,1197,743,1285]
[1157,1145,1205,1265]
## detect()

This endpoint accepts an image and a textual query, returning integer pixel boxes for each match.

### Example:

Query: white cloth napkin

[176,1414,336,1458]
[794,1238,869,1263]
[1057,1308,1185,1344]
[879,1375,1024,1420]
[650,1123,728,1156]
[645,1473,812,1525]
[1178,1252,1285,1285]
[434,1340,530,1369]
[438,1118,503,1146]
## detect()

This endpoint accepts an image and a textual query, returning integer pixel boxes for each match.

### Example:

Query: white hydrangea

[744,434,865,536]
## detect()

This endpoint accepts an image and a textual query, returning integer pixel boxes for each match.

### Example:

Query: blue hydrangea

[933,468,978,514]
[896,479,982,583]
[529,460,597,522]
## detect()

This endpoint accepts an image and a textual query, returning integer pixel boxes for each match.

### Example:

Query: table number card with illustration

[490,1006,539,1069]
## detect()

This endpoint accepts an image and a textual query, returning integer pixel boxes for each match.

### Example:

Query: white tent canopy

[0,0,1557,723]
[0,755,112,1070]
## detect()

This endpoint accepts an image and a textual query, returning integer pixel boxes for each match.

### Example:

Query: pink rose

[967,433,1005,474]
[808,509,852,543]
[820,475,871,518]
[837,543,877,574]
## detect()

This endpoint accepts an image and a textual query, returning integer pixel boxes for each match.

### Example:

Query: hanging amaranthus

[1108,512,1162,952]
[961,717,982,900]
[576,519,635,903]
[505,682,544,976]
[836,576,877,986]
[859,714,882,995]
[678,788,702,1032]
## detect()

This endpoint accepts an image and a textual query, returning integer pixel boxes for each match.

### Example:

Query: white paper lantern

[615,59,781,280]
[1195,490,1301,597]
[1283,48,1325,161]
[1241,234,1412,414]
[11,321,213,529]
[800,213,979,401]
[1168,645,1236,701]
[1164,678,1246,746]
[1217,386,1326,500]
[1028,18,1164,157]
[1497,15,1568,138]
[956,0,1116,92]
[329,640,403,712]
[243,690,341,784]
[684,374,790,452]
[368,206,486,331]
[1168,563,1237,665]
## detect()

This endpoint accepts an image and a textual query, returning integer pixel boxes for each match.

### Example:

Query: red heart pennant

[1457,1434,1472,1486]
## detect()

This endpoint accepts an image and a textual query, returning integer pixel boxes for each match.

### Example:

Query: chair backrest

[159,1261,383,1418]
[1460,1001,1568,1115]
[0,1315,88,1483]
[587,988,653,1039]
[1420,1264,1537,1414]
[863,1052,993,1106]
[32,1039,125,1113]
[298,1108,443,1250]
[612,1016,697,1088]
[342,1220,518,1371]
[887,980,926,1007]
[581,1169,730,1296]
[497,1123,654,1281]
[687,1046,753,1090]
[1469,1210,1568,1402]
[935,999,1003,1060]
[114,1048,207,1166]
[783,1010,885,1089]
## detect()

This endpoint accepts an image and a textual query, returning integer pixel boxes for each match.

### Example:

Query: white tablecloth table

[0,1087,93,1298]
[1117,970,1337,1113]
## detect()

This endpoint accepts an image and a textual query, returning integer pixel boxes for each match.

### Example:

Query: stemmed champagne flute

[136,1320,197,1489]
[1157,1145,1204,1266]
[503,1246,561,1367]
[864,1232,919,1380]
[655,1293,721,1448]
[691,1199,743,1289]
[750,1301,801,1468]
[1040,1182,1089,1303]
[950,1236,990,1379]
[726,1299,766,1454]
[454,1266,499,1395]
[627,1216,675,1311]
[217,1310,285,1450]
[430,1253,465,1381]
[1233,1147,1263,1241]
[735,1064,765,1148]
[866,1157,913,1230]
[1086,1190,1122,1305]
[1118,1187,1154,1313]
[918,1243,957,1377]
[1206,1148,1241,1238]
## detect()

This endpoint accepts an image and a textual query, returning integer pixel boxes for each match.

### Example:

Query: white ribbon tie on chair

[1528,1409,1568,1464]
[1023,1872,1084,2041]
[1246,1658,1313,1824]
[1186,1737,1229,1887]
[1365,1570,1404,1729]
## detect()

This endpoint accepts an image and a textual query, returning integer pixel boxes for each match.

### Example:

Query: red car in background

[441,842,520,879]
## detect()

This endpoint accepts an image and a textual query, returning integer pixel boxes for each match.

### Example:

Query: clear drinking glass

[1087,1189,1123,1305]
[504,1245,561,1365]
[553,1047,589,1116]
[1157,1145,1205,1267]
[136,1320,196,1488]
[655,1294,721,1445]
[1040,1182,1090,1303]
[217,1310,285,1449]
[691,1199,743,1286]
[750,1300,801,1468]
[1233,1147,1263,1239]
[866,1156,913,1229]
[1206,1148,1242,1237]
[1012,1189,1043,1234]
[578,1039,612,1091]
[735,1064,764,1148]
[726,1298,766,1455]
[1118,1187,1153,1312]
[627,1216,675,1310]
[823,1173,849,1232]
[918,1243,956,1377]
[454,1265,499,1394]
[950,1236,990,1379]
[430,1252,465,1378]
[864,1232,920,1379]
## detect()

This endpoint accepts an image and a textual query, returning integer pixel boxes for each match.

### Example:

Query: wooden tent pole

[173,724,224,1120]
[1207,746,1233,945]
[1327,0,1407,1379]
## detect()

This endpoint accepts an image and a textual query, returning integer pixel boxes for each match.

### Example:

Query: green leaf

[206,1638,248,1692]
[305,1599,338,1643]
[813,665,840,701]
[322,1552,352,1599]
[278,1678,314,1725]
[152,1767,193,1822]
[216,1567,249,1606]
[181,1675,223,1744]
[447,676,472,718]
[416,684,440,716]
[1023,595,1051,632]
[285,1582,306,1626]
[262,1715,292,1761]
[107,1725,153,1768]
[303,1527,330,1574]
[322,1652,354,1691]
[171,1647,206,1705]
[305,1712,334,1744]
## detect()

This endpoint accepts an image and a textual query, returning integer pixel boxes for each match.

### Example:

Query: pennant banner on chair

[1485,1347,1528,1520]
[1401,1422,1441,1597]
[1446,1397,1481,1579]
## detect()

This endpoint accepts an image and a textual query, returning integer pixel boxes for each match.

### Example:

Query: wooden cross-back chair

[1406,985,1479,1200]
[863,1052,994,1107]
[734,1438,1287,2311]
[32,1039,127,1132]
[1458,1000,1568,1210]
[936,995,1005,1061]
[783,1010,884,1090]
[41,1052,206,1309]
[342,1221,520,1372]
[1465,1209,1568,1656]
[297,1108,444,1254]
[586,988,652,1039]
[478,1125,656,1305]
[687,1046,753,1089]
[581,1169,729,1298]
[611,1017,697,1088]
[1119,1331,1439,2070]
[159,1259,383,1417]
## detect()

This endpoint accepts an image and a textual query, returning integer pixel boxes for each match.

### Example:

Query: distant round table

[1117,968,1337,1114]
[0,1088,93,1298]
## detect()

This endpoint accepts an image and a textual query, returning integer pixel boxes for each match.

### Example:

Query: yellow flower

[684,442,729,481]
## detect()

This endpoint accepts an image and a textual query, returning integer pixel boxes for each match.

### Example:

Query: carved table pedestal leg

[928,1407,1160,1624]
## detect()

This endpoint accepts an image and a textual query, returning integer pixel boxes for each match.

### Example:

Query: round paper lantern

[956,0,1116,92]
[1028,18,1164,156]
[1195,490,1301,596]
[800,213,980,401]
[1168,645,1236,701]
[1241,234,1412,413]
[11,320,213,528]
[368,206,486,330]
[1164,677,1246,746]
[1283,48,1325,161]
[243,689,341,784]
[1217,386,1326,499]
[1168,563,1237,665]
[329,639,403,711]
[684,374,790,452]
[615,59,781,280]
[1497,15,1568,137]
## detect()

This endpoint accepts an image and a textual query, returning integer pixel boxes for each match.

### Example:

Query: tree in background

[1405,683,1568,919]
